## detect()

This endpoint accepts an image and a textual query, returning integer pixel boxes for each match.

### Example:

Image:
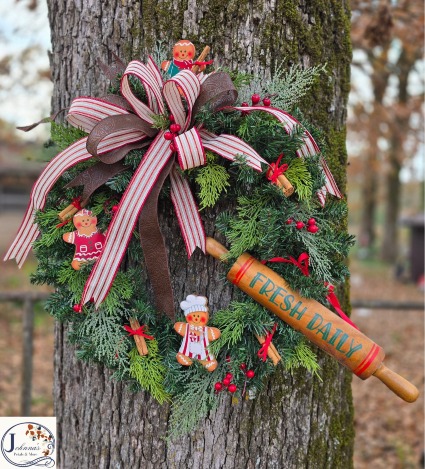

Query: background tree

[350,0,424,261]
[47,0,353,467]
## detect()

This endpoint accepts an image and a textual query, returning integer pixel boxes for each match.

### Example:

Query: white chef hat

[180,294,209,316]
[73,209,93,218]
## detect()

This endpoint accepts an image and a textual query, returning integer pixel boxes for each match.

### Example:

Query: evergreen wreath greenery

[30,55,354,438]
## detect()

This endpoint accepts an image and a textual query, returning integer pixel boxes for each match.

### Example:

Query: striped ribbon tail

[81,132,173,308]
[4,138,92,267]
[169,164,206,257]
[228,106,343,205]
[199,130,267,172]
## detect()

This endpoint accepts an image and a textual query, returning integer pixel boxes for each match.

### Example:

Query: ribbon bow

[5,56,342,317]
[123,324,154,340]
[262,253,310,277]
[266,153,289,184]
[257,323,278,361]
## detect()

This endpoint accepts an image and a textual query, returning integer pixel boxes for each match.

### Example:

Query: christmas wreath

[5,43,356,437]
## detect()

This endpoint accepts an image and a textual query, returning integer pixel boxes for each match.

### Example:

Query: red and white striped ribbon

[228,106,343,204]
[120,60,164,123]
[4,138,92,267]
[175,127,206,170]
[199,129,267,172]
[169,164,206,256]
[163,70,201,132]
[81,132,173,307]
[67,97,130,132]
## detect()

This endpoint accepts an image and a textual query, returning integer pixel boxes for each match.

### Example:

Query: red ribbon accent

[71,197,83,210]
[123,324,154,340]
[55,219,71,228]
[325,284,359,330]
[257,323,278,362]
[176,60,214,70]
[266,153,289,184]
[262,253,310,277]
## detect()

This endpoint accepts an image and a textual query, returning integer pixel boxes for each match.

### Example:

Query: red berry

[263,98,271,106]
[251,94,261,105]
[286,218,293,225]
[241,102,249,107]
[225,356,231,363]
[222,378,231,387]
[295,221,305,230]
[169,114,175,122]
[307,218,316,226]
[246,370,255,379]
[170,123,181,134]
[239,363,247,370]
[225,372,233,380]
[214,382,223,392]
[307,224,319,234]
[164,132,174,141]
[73,304,82,313]
[112,205,119,213]
[228,384,237,393]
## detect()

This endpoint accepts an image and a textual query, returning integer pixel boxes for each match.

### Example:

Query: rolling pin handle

[206,237,229,261]
[373,363,419,403]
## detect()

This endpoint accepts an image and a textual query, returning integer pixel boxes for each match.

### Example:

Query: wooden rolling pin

[206,237,419,403]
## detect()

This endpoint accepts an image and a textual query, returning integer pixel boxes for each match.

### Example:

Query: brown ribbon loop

[87,114,158,161]
[138,158,176,319]
[101,94,134,111]
[192,72,238,119]
[65,161,129,203]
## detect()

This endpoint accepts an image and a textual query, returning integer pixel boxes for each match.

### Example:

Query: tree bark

[48,1,353,467]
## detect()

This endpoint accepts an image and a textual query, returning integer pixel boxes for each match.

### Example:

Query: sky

[0,0,52,141]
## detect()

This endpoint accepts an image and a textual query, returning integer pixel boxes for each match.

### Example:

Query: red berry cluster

[163,114,181,152]
[240,362,255,379]
[286,217,319,234]
[214,372,237,393]
[241,95,272,113]
[214,364,255,394]
[73,304,82,313]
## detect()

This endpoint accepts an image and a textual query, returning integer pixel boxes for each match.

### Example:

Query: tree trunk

[48,1,353,467]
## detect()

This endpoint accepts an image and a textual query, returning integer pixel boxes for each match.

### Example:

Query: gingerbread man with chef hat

[174,294,221,372]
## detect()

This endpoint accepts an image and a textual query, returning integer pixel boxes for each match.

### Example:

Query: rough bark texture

[47,1,353,467]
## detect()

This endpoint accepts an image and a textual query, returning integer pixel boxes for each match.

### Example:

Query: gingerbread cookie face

[62,209,105,270]
[174,295,221,372]
[173,41,195,61]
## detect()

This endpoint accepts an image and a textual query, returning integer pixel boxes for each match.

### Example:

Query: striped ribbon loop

[169,164,206,256]
[227,106,343,205]
[67,97,131,132]
[120,60,163,123]
[163,70,201,132]
[175,128,206,170]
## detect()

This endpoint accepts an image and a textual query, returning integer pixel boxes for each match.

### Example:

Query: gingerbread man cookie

[62,209,105,270]
[161,40,206,77]
[174,295,221,372]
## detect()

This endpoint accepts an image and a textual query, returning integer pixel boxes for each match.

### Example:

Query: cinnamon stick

[192,46,210,74]
[255,334,281,366]
[129,318,149,356]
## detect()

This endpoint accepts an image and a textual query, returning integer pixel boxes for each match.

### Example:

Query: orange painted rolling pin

[206,238,419,403]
